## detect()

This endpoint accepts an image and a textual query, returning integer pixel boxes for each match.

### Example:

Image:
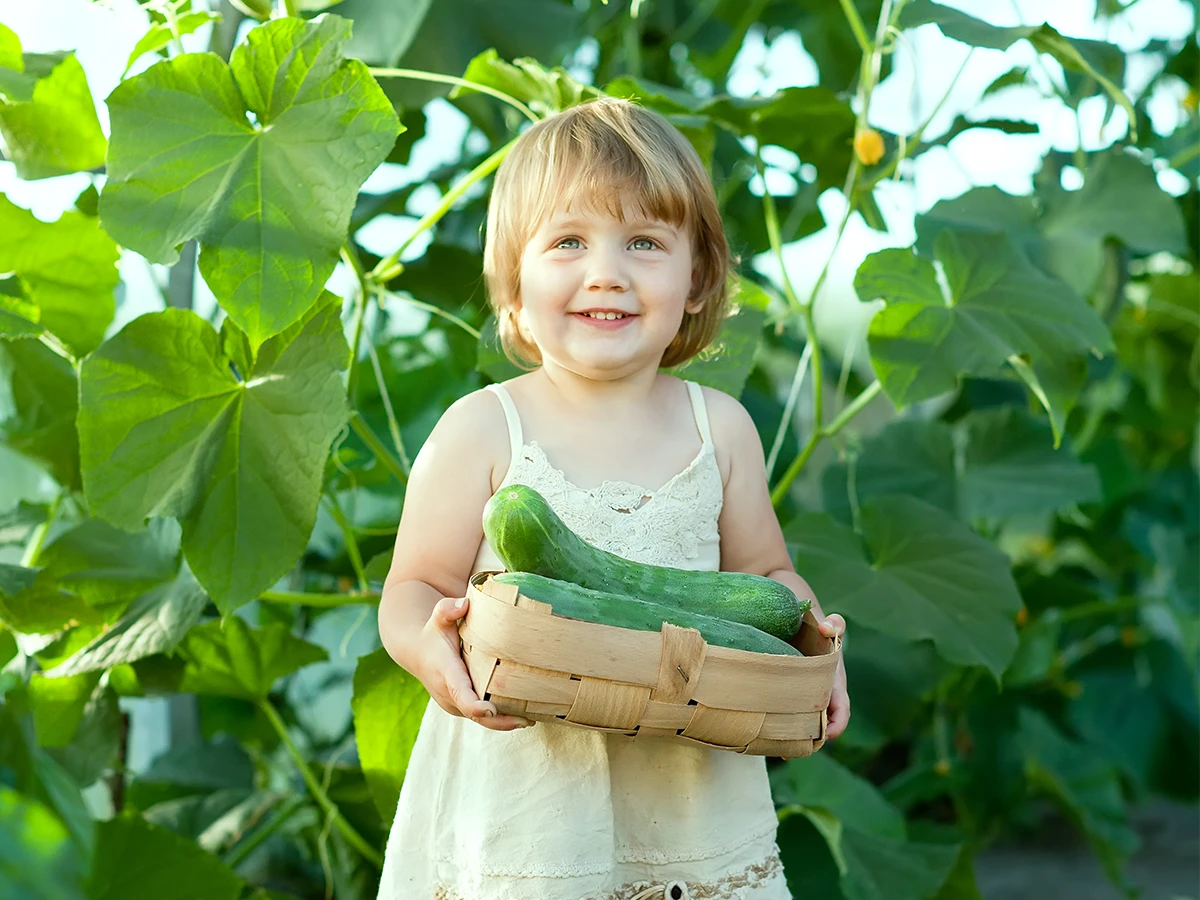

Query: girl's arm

[709,389,850,741]
[378,388,531,732]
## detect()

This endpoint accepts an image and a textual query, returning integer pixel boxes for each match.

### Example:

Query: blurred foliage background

[0,0,1197,898]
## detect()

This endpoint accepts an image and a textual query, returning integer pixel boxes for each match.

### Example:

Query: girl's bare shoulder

[684,381,759,483]
[415,385,512,487]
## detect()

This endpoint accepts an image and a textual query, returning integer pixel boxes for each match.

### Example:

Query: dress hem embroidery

[430,847,785,900]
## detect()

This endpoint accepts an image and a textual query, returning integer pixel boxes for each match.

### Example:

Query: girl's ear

[684,295,705,315]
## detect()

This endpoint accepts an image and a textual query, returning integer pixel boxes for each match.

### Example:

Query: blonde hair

[482,97,730,369]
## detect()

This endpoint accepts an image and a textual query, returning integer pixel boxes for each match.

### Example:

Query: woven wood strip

[650,623,706,704]
[690,645,838,713]
[460,583,661,685]
[745,737,817,757]
[758,712,824,741]
[566,676,650,730]
[682,705,767,748]
[487,661,579,704]
[524,699,572,717]
[638,699,695,731]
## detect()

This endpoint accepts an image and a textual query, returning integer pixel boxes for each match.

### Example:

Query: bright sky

[0,0,1194,360]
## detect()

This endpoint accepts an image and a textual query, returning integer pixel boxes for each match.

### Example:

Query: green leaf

[773,757,960,900]
[78,299,351,614]
[0,786,86,900]
[0,336,80,488]
[666,277,769,397]
[44,680,121,787]
[0,195,119,356]
[176,617,327,701]
[85,812,242,900]
[127,737,254,810]
[336,0,581,106]
[29,671,100,748]
[37,518,182,618]
[453,50,601,116]
[125,11,222,75]
[0,29,106,180]
[960,406,1100,517]
[918,150,1187,296]
[899,1,1135,136]
[351,647,429,826]
[48,567,208,678]
[856,230,1112,407]
[1018,708,1139,888]
[100,14,400,347]
[824,407,1100,521]
[0,564,103,635]
[1007,353,1088,448]
[786,496,1023,678]
[838,829,961,900]
[771,755,905,839]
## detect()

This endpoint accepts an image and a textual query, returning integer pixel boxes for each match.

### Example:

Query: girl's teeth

[584,312,626,320]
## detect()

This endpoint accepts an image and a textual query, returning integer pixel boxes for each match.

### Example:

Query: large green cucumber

[482,484,807,641]
[492,572,803,657]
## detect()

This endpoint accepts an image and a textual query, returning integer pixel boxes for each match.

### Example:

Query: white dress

[376,380,792,900]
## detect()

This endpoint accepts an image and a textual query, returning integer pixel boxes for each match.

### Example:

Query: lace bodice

[471,380,724,574]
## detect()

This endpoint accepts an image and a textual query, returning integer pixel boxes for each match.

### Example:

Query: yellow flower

[854,128,886,166]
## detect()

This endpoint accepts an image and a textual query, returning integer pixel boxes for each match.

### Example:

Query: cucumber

[492,572,802,657]
[482,483,808,641]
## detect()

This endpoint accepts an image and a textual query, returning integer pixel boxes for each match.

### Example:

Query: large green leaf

[1018,708,1139,889]
[0,786,86,900]
[918,150,1188,296]
[85,812,242,900]
[822,407,1100,521]
[0,564,103,636]
[772,756,960,900]
[0,336,80,488]
[666,277,770,397]
[899,0,1134,132]
[37,518,181,618]
[786,496,1023,678]
[606,77,855,193]
[0,196,118,356]
[855,229,1112,407]
[336,0,581,106]
[78,298,350,614]
[351,647,429,826]
[0,26,106,180]
[100,14,400,347]
[176,617,326,701]
[48,567,208,678]
[453,50,601,116]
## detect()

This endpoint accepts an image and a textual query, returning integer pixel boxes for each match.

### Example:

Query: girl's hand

[818,613,850,741]
[412,596,535,732]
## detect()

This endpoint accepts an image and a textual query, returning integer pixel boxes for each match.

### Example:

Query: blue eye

[556,237,581,249]
[631,238,656,251]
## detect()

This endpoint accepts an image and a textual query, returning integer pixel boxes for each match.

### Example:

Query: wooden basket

[459,571,842,758]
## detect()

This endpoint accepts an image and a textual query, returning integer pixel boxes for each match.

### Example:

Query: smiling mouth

[578,311,634,320]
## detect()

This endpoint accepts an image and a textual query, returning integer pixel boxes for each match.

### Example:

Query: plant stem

[838,0,873,56]
[223,794,307,869]
[365,339,411,473]
[370,139,516,283]
[368,68,538,123]
[323,491,370,592]
[770,381,882,507]
[380,290,481,340]
[758,151,803,312]
[341,244,371,404]
[257,699,383,868]
[20,490,64,567]
[767,0,895,505]
[350,413,408,486]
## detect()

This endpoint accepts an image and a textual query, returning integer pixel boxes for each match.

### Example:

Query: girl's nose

[584,246,630,292]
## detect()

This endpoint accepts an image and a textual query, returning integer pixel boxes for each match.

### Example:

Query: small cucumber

[492,572,803,657]
[483,484,808,641]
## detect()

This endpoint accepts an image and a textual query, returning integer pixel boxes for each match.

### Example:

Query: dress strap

[485,383,524,462]
[684,381,713,445]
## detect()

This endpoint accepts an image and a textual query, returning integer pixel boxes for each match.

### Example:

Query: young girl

[376,96,849,900]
